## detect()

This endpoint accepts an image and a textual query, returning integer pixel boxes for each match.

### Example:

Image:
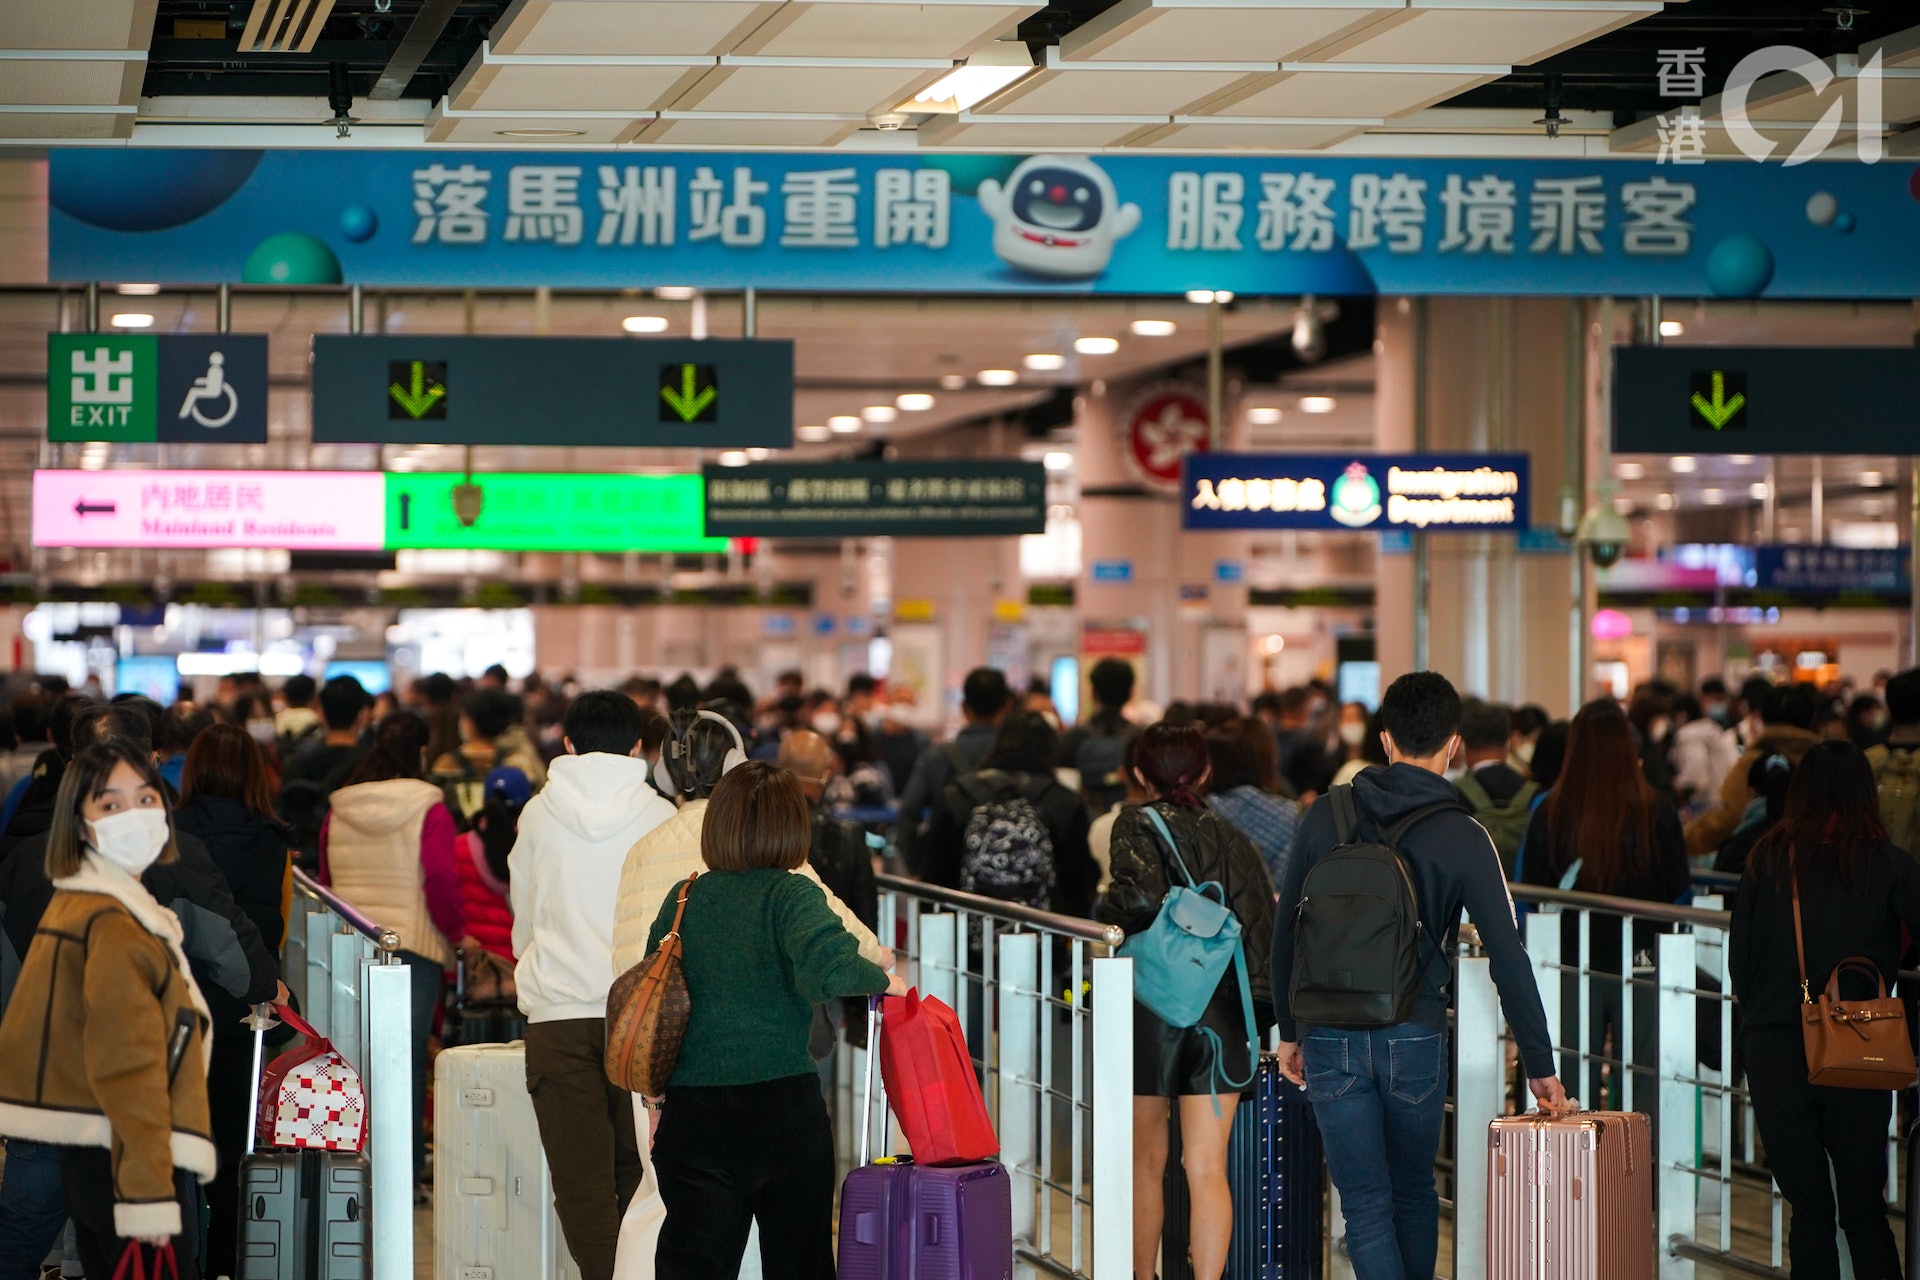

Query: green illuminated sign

[1688,369,1746,431]
[659,362,718,423]
[383,472,725,553]
[388,360,447,420]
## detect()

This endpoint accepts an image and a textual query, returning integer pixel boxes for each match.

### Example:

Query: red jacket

[455,832,515,961]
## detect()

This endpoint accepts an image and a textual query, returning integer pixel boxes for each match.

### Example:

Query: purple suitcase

[838,998,1013,1280]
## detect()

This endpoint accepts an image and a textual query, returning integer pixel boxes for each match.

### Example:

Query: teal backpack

[1117,807,1258,1098]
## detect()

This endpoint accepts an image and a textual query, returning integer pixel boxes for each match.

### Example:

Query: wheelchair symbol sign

[178,351,238,429]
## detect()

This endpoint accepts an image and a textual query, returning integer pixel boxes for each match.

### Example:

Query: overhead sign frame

[702,460,1046,538]
[1613,345,1920,455]
[1182,453,1531,532]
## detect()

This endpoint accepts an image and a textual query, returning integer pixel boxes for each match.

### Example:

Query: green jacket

[646,867,889,1087]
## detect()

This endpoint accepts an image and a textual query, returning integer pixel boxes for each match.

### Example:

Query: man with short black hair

[1055,657,1140,816]
[1452,701,1536,875]
[275,672,322,753]
[1868,669,1920,857]
[1272,671,1565,1280]
[894,667,1010,873]
[280,675,373,863]
[509,689,675,1280]
[1687,681,1823,854]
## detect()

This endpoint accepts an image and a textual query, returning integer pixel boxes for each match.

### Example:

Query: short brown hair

[46,741,179,879]
[180,721,279,821]
[700,761,810,872]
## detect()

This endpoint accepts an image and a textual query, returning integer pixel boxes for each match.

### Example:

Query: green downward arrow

[660,363,718,422]
[389,361,445,419]
[1689,370,1745,430]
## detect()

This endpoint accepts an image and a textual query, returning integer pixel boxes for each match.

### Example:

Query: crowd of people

[0,653,1913,1279]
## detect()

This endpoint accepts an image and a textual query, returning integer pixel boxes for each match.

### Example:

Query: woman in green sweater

[645,760,903,1280]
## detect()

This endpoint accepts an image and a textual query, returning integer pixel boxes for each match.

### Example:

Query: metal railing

[283,870,415,1280]
[834,874,1134,1280]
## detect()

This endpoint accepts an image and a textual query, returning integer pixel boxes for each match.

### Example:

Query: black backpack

[1289,785,1460,1030]
[810,810,878,932]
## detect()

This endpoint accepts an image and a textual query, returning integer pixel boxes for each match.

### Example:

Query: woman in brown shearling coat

[0,740,214,1278]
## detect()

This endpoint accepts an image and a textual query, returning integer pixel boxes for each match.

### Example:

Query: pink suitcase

[1486,1110,1653,1280]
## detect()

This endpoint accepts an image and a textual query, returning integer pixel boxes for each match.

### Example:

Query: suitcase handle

[861,994,883,1167]
[242,1002,279,1158]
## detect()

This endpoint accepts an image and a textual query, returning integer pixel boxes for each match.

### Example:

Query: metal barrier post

[363,954,415,1280]
[1525,912,1561,1071]
[1453,954,1500,1280]
[1091,955,1133,1280]
[998,932,1041,1262]
[920,912,959,1009]
[329,929,365,1069]
[304,906,334,1033]
[1657,931,1698,1280]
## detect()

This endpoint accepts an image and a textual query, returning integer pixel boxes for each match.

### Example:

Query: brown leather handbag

[1793,876,1917,1089]
[605,875,697,1096]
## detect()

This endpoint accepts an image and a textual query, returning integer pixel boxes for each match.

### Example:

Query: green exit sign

[383,472,726,553]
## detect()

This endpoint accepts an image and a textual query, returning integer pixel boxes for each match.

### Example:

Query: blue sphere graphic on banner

[51,150,262,231]
[1704,234,1775,298]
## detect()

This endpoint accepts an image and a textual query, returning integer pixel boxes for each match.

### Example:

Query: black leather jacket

[1098,800,1276,1009]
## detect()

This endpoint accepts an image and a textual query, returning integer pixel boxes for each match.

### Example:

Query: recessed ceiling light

[1043,451,1074,472]
[1726,454,1755,465]
[1247,407,1284,425]
[496,128,587,138]
[717,450,749,467]
[977,369,1018,386]
[1185,289,1233,305]
[1615,461,1646,480]
[117,283,160,296]
[1669,455,1697,473]
[1074,337,1119,356]
[1024,353,1065,371]
[1701,487,1725,505]
[797,424,832,443]
[1131,319,1177,337]
[896,393,935,412]
[109,313,154,329]
[1748,481,1770,499]
[1656,492,1677,510]
[621,315,669,334]
[1298,395,1337,414]
[747,447,771,461]
[862,405,897,423]
[907,43,1035,112]
[1658,319,1685,338]
[938,374,968,391]
[1862,470,1886,487]
[1612,495,1634,515]
[829,415,863,434]
[654,286,697,301]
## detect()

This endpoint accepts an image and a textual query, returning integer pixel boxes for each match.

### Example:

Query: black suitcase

[234,1008,373,1280]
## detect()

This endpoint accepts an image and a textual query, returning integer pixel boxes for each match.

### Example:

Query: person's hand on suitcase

[885,971,909,997]
[1528,1074,1573,1113]
[877,947,896,971]
[1275,1040,1305,1087]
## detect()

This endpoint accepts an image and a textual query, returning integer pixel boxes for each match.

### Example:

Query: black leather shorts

[1132,996,1256,1098]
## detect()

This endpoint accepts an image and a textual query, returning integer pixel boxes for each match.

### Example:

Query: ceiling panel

[1737,73,1920,127]
[1204,65,1496,118]
[425,104,649,144]
[674,58,949,114]
[734,0,1038,59]
[1133,117,1374,149]
[450,47,713,113]
[0,107,134,139]
[634,112,862,146]
[0,58,143,107]
[1060,0,1402,65]
[1863,25,1920,71]
[488,0,781,57]
[0,0,153,49]
[916,112,1162,147]
[975,52,1271,116]
[1315,1,1657,67]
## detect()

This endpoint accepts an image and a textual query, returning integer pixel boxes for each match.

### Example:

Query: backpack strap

[939,741,973,778]
[1330,784,1361,845]
[1142,805,1201,890]
[1383,799,1468,847]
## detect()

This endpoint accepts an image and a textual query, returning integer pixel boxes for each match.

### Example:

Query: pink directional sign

[33,470,387,550]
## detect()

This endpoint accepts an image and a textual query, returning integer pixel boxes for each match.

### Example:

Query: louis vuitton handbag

[605,874,697,1096]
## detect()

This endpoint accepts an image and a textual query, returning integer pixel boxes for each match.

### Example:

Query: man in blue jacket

[1271,670,1568,1280]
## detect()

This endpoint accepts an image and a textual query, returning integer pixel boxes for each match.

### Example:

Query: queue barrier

[282,869,415,1280]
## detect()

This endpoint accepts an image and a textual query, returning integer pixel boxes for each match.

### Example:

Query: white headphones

[653,709,749,798]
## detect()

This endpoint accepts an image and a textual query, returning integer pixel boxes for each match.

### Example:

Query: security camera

[1576,502,1630,569]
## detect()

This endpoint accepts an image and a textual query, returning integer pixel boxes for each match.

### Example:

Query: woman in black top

[1730,740,1920,1280]
[1099,721,1275,1280]
[1520,699,1689,1107]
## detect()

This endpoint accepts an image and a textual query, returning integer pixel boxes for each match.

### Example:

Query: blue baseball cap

[485,766,533,810]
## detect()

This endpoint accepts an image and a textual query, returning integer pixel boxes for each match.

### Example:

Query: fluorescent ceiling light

[862,405,898,423]
[1726,454,1755,465]
[797,424,832,443]
[117,283,161,296]
[622,315,669,334]
[1748,482,1770,499]
[1024,353,1065,371]
[1658,319,1685,338]
[1862,470,1886,487]
[1615,461,1646,479]
[1131,319,1177,337]
[1612,495,1634,515]
[110,313,154,329]
[977,369,1018,386]
[1701,487,1724,505]
[1185,289,1233,305]
[747,448,771,461]
[497,128,586,138]
[1669,455,1697,473]
[896,393,935,412]
[717,451,749,467]
[1074,337,1119,356]
[1298,395,1337,414]
[1247,407,1283,425]
[908,42,1034,112]
[829,415,863,434]
[654,286,697,301]
[1656,492,1677,510]
[938,374,968,391]
[1043,451,1073,472]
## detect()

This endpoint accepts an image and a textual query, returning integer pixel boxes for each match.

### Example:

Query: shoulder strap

[1142,805,1200,889]
[1330,784,1360,845]
[1455,772,1490,809]
[1384,799,1467,848]
[1790,868,1811,1004]
[939,742,972,776]
[666,873,698,939]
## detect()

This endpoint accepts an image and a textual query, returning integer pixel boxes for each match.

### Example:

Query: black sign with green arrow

[1614,346,1920,455]
[313,335,792,447]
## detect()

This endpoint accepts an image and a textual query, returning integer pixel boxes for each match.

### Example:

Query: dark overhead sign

[1614,346,1920,455]
[48,334,268,444]
[311,335,793,448]
[1182,453,1530,532]
[703,461,1046,538]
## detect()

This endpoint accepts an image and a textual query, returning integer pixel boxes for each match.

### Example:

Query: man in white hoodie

[510,690,676,1280]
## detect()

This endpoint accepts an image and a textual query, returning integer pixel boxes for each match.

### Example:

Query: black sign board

[312,335,793,447]
[1614,346,1920,454]
[703,461,1046,538]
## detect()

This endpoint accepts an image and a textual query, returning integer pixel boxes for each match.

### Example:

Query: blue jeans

[0,1139,69,1280]
[1301,1024,1449,1280]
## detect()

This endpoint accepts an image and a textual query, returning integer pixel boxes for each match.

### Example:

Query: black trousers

[1744,1029,1902,1280]
[201,1022,254,1278]
[62,1146,202,1280]
[651,1074,836,1280]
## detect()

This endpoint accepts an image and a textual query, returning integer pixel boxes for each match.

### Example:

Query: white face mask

[811,712,843,736]
[1339,722,1367,748]
[1515,740,1537,766]
[88,807,169,878]
[247,719,276,744]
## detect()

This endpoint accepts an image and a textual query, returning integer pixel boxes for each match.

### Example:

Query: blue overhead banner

[47,149,1920,298]
[1183,453,1530,533]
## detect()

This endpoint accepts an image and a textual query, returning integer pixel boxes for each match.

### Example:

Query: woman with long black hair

[1731,740,1920,1279]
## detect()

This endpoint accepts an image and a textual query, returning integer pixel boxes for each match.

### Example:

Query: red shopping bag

[877,989,998,1166]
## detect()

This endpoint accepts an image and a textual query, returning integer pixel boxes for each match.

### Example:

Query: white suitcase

[434,1042,583,1280]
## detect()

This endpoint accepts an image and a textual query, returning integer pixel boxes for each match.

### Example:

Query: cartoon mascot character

[977,155,1140,280]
